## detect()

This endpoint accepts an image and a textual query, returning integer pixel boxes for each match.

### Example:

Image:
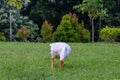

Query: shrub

[79,21,90,43]
[16,26,30,41]
[53,14,75,42]
[53,13,90,42]
[53,14,76,42]
[41,20,53,42]
[70,13,81,42]
[81,29,90,42]
[100,25,120,42]
[0,32,6,41]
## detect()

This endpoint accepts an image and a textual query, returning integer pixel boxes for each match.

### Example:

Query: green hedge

[100,25,120,42]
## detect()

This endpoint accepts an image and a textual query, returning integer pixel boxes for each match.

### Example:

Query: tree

[102,0,120,27]
[74,0,107,42]
[3,0,31,41]
[28,0,82,29]
[0,1,38,41]
[6,0,30,9]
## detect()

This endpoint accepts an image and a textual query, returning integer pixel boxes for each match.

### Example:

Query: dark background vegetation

[0,0,120,42]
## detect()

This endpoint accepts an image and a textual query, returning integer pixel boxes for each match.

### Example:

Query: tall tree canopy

[74,0,107,42]
[23,0,82,27]
[6,0,30,9]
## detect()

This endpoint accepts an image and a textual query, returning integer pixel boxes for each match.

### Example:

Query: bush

[70,13,81,42]
[53,14,76,42]
[79,21,90,43]
[100,25,120,42]
[41,20,53,42]
[81,29,90,42]
[16,26,30,42]
[53,13,90,42]
[0,32,6,41]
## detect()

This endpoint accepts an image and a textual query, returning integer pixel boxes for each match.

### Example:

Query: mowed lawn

[0,42,120,80]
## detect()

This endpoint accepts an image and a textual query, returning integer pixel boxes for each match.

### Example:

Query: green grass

[0,42,120,80]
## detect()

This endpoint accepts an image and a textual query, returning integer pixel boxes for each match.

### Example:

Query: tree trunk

[117,0,120,12]
[91,18,94,42]
[98,16,101,41]
[9,10,12,41]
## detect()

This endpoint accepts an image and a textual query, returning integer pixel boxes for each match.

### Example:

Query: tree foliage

[0,1,38,41]
[103,0,120,27]
[0,0,120,42]
[6,0,30,9]
[28,0,82,28]
[74,0,107,42]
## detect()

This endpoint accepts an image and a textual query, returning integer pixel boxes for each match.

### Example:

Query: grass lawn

[0,42,120,80]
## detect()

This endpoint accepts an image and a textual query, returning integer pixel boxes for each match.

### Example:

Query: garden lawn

[0,42,120,80]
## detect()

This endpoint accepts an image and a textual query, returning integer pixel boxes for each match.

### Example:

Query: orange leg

[51,58,54,69]
[60,60,64,68]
